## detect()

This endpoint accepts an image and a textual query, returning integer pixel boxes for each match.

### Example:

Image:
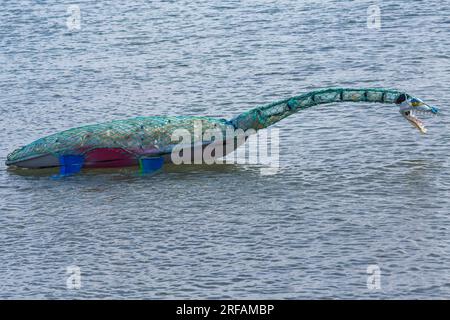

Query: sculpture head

[396,93,439,134]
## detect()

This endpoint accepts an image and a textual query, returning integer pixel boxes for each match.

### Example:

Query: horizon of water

[0,0,449,299]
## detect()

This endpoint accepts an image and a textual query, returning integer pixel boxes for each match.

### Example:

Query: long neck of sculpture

[230,88,405,131]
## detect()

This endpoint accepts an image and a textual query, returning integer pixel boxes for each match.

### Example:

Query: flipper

[139,157,164,175]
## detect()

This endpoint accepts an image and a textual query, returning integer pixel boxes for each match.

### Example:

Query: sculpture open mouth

[403,109,434,134]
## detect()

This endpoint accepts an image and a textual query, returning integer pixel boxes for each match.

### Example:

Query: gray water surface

[1,0,449,299]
